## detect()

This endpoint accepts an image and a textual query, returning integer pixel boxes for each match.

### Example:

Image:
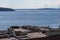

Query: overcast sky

[0,0,60,9]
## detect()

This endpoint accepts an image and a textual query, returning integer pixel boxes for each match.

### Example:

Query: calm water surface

[0,10,60,30]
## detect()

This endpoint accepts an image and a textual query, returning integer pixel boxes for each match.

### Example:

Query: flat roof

[0,32,46,40]
[0,37,18,40]
[13,28,31,32]
[22,32,47,39]
[27,32,46,38]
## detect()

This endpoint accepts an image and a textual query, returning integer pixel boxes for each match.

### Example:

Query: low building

[21,32,46,40]
[13,28,31,36]
[1,26,60,40]
[0,30,8,38]
[0,37,18,40]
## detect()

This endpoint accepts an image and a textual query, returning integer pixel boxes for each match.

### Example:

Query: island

[18,8,60,10]
[38,8,60,10]
[0,7,15,11]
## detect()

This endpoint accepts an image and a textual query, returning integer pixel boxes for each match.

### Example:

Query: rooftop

[0,37,18,40]
[13,28,31,33]
[20,32,46,40]
[27,32,46,38]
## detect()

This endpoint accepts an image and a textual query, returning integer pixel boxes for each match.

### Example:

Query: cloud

[0,0,60,8]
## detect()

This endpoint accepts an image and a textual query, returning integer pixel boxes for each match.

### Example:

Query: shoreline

[0,25,60,40]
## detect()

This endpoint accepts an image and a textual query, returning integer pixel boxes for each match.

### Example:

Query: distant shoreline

[16,8,60,10]
[0,7,15,11]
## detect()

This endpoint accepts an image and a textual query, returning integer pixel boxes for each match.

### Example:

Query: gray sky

[0,0,60,9]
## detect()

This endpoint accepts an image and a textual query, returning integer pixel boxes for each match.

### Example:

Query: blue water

[0,9,60,30]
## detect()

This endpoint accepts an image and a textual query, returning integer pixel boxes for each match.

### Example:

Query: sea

[0,9,60,30]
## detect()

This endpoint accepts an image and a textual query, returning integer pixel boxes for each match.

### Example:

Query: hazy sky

[0,0,60,9]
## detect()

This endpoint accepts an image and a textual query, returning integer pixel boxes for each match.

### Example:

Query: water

[0,9,60,30]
